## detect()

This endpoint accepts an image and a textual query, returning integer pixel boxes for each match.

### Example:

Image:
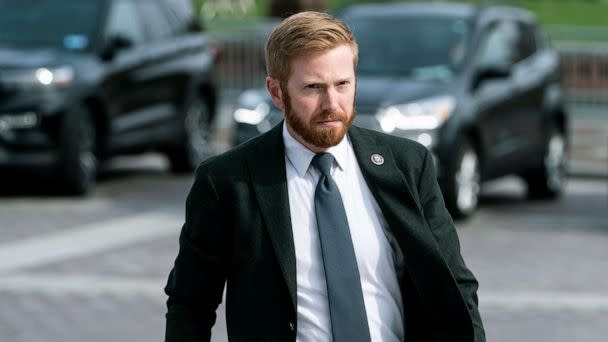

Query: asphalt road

[0,153,606,342]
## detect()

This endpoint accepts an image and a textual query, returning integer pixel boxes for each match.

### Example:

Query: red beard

[283,91,355,149]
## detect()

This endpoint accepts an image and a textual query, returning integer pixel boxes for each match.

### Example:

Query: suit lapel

[350,126,473,337]
[348,125,423,222]
[245,124,453,316]
[247,123,297,309]
[348,126,448,282]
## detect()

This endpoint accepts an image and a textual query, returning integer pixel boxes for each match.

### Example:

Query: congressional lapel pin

[371,153,384,165]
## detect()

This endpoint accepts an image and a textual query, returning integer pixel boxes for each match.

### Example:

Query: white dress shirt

[283,123,404,342]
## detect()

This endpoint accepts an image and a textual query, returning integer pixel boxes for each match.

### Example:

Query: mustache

[315,110,346,122]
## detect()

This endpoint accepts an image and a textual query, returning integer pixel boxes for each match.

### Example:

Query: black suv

[233,3,568,218]
[0,0,219,194]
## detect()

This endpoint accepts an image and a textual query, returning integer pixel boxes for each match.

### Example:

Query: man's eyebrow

[301,76,353,84]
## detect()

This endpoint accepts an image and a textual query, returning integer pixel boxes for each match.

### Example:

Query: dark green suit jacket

[165,123,485,341]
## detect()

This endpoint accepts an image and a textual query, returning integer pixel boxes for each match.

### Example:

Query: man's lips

[316,114,344,124]
[317,119,343,127]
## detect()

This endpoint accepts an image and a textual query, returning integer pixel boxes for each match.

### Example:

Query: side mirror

[100,35,134,61]
[471,63,511,91]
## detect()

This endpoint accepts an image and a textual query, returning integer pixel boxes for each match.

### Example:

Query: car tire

[58,105,97,195]
[442,141,481,219]
[524,126,567,199]
[167,95,212,173]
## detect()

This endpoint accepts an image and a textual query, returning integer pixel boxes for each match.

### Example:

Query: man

[165,11,485,342]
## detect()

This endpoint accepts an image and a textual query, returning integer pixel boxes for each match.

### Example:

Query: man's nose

[322,88,340,112]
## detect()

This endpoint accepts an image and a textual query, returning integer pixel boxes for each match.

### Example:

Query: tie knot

[311,153,334,176]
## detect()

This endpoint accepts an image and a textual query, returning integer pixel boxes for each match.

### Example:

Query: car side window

[139,1,174,40]
[475,20,519,68]
[104,0,145,45]
[164,0,202,33]
[517,23,537,61]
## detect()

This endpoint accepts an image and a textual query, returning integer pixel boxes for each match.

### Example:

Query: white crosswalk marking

[480,290,608,311]
[0,211,181,274]
[0,273,165,297]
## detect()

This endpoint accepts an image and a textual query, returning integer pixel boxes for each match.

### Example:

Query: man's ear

[266,76,285,111]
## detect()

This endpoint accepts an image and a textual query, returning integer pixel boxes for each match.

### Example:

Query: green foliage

[193,0,608,27]
[329,0,608,26]
[343,0,608,26]
[517,0,608,26]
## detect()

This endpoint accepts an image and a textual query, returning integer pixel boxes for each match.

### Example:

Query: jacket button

[288,322,295,332]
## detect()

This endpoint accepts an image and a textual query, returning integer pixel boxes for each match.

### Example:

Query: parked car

[0,0,219,194]
[232,2,568,218]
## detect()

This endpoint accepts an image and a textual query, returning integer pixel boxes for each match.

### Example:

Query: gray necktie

[311,153,371,342]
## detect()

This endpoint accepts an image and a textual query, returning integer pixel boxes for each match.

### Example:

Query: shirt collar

[282,121,349,177]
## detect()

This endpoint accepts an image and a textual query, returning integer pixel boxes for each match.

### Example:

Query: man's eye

[336,82,352,90]
[306,84,321,89]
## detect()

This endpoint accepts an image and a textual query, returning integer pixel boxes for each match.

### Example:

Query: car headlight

[1,66,75,90]
[376,95,455,132]
[233,102,270,125]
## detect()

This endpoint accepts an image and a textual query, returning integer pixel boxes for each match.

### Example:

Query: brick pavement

[0,209,229,342]
[0,233,174,342]
[0,166,606,342]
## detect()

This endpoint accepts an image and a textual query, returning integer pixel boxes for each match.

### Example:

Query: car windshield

[345,15,472,81]
[0,0,101,51]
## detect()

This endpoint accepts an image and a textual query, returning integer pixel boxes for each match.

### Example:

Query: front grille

[0,82,18,102]
[0,68,21,101]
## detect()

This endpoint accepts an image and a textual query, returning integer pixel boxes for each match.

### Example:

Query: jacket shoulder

[351,125,430,163]
[194,126,280,180]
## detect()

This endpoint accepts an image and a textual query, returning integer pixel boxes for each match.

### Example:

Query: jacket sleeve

[417,149,486,342]
[164,166,228,342]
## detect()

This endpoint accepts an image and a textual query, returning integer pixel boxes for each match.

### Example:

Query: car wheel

[442,142,481,219]
[58,105,97,195]
[168,96,211,173]
[524,127,567,199]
